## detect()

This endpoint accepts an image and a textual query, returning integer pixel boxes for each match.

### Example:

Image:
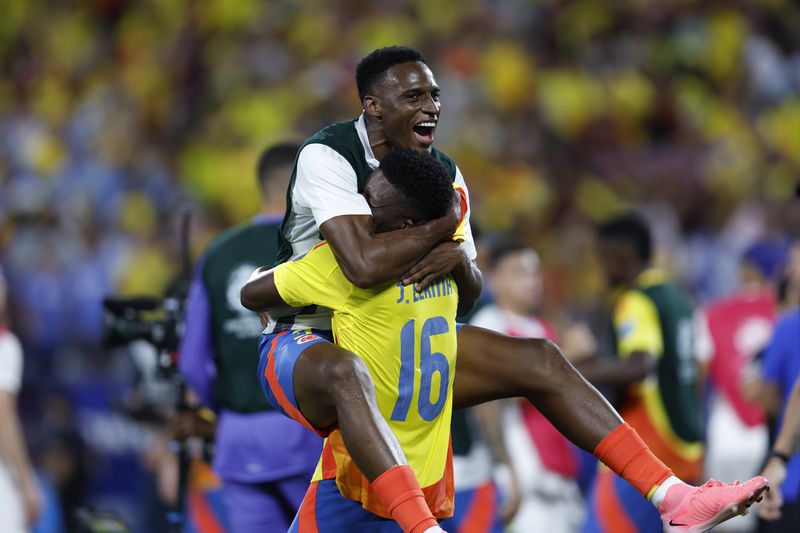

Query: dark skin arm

[240,267,282,311]
[573,351,655,387]
[399,241,483,317]
[320,210,458,289]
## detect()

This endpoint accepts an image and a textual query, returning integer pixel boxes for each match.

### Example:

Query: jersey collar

[355,113,380,170]
[637,267,668,288]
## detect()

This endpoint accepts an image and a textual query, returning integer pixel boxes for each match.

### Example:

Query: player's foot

[659,476,769,532]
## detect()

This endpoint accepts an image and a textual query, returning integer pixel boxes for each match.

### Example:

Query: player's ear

[364,95,381,119]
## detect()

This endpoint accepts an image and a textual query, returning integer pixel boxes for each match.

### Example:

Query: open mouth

[412,121,437,146]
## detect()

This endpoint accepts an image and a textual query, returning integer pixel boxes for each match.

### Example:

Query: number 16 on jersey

[391,316,451,423]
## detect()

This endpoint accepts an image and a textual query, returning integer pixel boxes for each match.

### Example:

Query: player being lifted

[245,149,462,531]
[244,46,768,533]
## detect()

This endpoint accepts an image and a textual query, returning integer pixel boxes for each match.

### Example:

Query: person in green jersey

[178,143,321,533]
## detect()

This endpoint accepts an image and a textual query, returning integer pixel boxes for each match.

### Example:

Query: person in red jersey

[696,242,781,532]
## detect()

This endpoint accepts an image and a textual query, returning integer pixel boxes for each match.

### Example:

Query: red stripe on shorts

[298,482,320,533]
[596,469,637,533]
[457,482,496,533]
[263,332,321,435]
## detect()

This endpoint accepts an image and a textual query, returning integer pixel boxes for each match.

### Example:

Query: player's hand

[758,457,786,521]
[171,408,217,441]
[401,242,465,290]
[560,322,597,363]
[500,469,523,525]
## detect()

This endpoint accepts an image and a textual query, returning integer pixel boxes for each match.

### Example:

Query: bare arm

[574,351,655,387]
[0,391,40,524]
[759,376,800,521]
[320,212,457,289]
[473,401,522,524]
[772,375,800,457]
[240,267,285,311]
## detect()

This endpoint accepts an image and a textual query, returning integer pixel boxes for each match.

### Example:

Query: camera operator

[177,143,321,532]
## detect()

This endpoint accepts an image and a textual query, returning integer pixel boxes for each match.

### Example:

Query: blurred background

[1,0,799,532]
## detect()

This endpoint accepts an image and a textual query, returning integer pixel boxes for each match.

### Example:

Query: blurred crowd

[1,0,799,531]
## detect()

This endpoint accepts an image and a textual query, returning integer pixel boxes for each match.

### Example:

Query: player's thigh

[257,329,337,433]
[292,338,376,430]
[453,324,557,409]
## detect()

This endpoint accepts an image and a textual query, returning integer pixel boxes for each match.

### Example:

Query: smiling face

[364,61,441,153]
[363,169,425,233]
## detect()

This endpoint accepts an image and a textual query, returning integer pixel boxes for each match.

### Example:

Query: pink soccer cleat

[659,476,769,532]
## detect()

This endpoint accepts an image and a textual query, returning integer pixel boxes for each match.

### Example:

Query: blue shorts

[288,480,402,532]
[257,329,334,437]
[439,482,503,532]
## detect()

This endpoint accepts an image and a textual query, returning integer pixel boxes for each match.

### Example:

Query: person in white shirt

[0,266,41,532]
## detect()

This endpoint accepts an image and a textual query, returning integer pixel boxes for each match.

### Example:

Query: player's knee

[515,337,571,381]
[325,354,374,398]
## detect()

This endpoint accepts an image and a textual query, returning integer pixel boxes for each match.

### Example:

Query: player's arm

[473,401,522,524]
[398,173,483,311]
[575,291,660,387]
[240,266,285,311]
[298,145,459,289]
[759,375,800,521]
[321,211,458,289]
[242,245,346,312]
[573,351,655,386]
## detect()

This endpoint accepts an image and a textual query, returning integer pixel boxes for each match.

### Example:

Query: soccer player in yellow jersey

[245,46,771,533]
[243,149,459,532]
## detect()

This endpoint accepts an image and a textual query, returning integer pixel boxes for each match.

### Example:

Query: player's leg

[259,330,442,533]
[453,325,769,532]
[453,325,621,451]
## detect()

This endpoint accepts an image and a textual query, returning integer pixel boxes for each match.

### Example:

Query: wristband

[770,450,791,464]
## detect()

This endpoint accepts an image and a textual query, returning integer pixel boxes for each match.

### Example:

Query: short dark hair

[378,149,452,221]
[598,211,653,263]
[256,142,300,194]
[356,46,428,102]
[487,234,531,269]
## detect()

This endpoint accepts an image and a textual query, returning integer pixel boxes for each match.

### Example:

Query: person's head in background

[740,239,787,289]
[256,142,301,215]
[486,236,543,316]
[597,211,653,288]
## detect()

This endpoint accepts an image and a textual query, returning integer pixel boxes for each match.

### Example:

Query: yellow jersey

[274,241,458,518]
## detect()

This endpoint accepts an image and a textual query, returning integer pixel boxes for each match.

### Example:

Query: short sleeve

[293,144,372,226]
[453,166,477,261]
[0,331,23,393]
[614,291,664,358]
[274,244,350,311]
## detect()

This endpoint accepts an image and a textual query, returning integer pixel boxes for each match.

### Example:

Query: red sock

[371,465,438,533]
[593,423,673,498]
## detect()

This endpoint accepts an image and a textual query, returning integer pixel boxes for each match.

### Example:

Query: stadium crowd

[1,0,799,531]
